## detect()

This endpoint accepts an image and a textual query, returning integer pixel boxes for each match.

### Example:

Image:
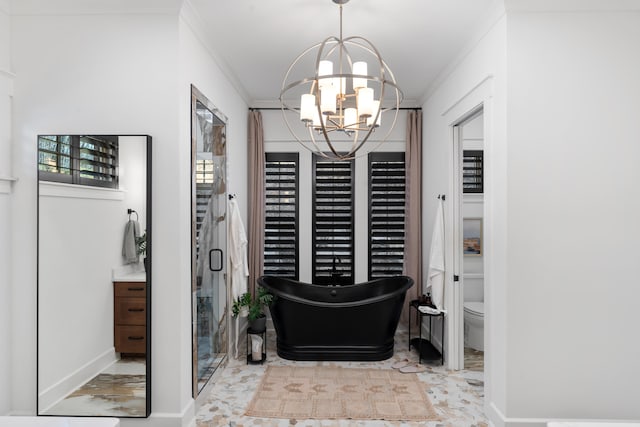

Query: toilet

[463,301,484,351]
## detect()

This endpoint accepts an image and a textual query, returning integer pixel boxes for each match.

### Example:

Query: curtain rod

[249,107,422,111]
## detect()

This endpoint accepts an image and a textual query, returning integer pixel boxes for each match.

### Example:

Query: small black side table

[246,326,267,365]
[408,299,445,365]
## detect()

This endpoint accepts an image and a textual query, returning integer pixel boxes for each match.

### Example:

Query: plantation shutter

[368,152,406,279]
[38,135,119,189]
[463,150,483,193]
[312,155,354,285]
[264,153,299,279]
[194,158,215,245]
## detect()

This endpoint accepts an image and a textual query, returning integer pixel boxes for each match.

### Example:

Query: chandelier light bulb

[320,86,337,115]
[352,61,367,90]
[357,87,374,118]
[300,94,316,122]
[344,107,357,128]
[312,109,322,127]
[333,77,347,97]
[318,60,333,90]
[367,100,381,127]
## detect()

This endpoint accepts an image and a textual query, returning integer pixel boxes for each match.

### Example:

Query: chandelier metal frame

[279,0,403,161]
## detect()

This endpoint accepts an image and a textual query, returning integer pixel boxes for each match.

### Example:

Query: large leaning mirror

[37,134,151,417]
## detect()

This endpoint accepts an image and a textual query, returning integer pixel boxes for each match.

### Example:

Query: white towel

[418,305,441,315]
[426,199,445,311]
[228,198,249,358]
[122,219,140,264]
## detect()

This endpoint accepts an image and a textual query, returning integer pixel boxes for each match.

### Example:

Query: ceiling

[188,0,501,107]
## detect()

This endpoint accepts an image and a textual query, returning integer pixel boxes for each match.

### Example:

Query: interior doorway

[452,108,485,372]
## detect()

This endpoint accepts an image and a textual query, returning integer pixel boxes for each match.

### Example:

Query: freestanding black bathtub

[257,275,414,361]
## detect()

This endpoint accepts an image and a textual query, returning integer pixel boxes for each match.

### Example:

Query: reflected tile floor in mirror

[195,325,487,426]
[464,347,484,372]
[41,358,146,417]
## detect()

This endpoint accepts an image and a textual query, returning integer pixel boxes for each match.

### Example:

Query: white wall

[261,109,407,284]
[425,1,640,424]
[421,8,508,424]
[0,0,12,415]
[504,7,640,422]
[9,2,248,423]
[38,186,121,408]
[10,8,185,421]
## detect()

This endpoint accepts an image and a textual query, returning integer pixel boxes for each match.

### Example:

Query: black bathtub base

[277,340,395,361]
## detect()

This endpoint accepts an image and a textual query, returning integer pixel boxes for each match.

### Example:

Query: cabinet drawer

[114,282,146,297]
[115,325,146,354]
[115,297,146,325]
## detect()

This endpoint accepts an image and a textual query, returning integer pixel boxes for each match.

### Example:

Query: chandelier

[279,0,403,161]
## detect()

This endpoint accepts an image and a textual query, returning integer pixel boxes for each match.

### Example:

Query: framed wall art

[463,218,482,256]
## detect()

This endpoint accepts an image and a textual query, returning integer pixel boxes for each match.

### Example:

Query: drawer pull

[128,336,144,341]
[127,287,144,291]
[128,308,144,312]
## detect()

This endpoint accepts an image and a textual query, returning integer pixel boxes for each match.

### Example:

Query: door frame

[442,76,493,378]
[190,84,230,398]
[451,108,484,370]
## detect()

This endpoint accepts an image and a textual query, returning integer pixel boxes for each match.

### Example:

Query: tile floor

[42,357,146,417]
[195,325,486,426]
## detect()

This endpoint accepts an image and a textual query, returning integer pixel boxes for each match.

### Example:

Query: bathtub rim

[257,275,414,308]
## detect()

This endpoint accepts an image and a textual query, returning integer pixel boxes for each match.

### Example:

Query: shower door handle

[209,249,223,272]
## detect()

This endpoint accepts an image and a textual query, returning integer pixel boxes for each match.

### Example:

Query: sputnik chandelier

[279,0,403,161]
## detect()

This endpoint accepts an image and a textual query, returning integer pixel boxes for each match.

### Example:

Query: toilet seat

[463,301,484,316]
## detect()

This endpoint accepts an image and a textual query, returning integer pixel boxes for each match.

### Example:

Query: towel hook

[127,208,139,221]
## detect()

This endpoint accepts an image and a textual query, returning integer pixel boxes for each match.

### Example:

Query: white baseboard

[119,400,196,427]
[38,348,117,412]
[488,401,550,427]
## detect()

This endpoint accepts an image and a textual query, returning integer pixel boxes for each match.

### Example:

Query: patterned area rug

[245,365,438,421]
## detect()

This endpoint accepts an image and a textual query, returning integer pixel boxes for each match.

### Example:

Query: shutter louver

[368,152,406,279]
[463,150,483,193]
[313,155,354,285]
[38,135,119,189]
[264,153,299,279]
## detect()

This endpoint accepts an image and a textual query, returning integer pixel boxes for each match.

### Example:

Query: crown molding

[0,0,10,15]
[505,0,640,12]
[0,69,15,79]
[10,0,183,16]
[179,0,251,105]
[419,1,506,106]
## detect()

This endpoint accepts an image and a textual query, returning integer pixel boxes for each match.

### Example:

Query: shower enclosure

[191,85,228,396]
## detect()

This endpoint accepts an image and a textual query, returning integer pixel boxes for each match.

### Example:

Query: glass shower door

[192,86,228,396]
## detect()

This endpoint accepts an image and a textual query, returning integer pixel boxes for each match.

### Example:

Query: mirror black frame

[36,134,152,418]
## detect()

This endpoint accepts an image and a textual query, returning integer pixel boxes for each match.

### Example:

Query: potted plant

[231,292,252,318]
[136,231,147,271]
[231,287,273,331]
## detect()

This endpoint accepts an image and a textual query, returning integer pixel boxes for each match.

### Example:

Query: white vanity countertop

[112,266,146,282]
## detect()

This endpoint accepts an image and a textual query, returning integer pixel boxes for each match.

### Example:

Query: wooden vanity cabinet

[114,281,147,355]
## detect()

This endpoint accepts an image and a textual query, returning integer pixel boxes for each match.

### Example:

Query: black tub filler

[257,275,414,361]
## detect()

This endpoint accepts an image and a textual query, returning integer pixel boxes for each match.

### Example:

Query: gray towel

[122,219,141,264]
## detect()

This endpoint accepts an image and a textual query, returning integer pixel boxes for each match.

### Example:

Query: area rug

[244,365,438,421]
